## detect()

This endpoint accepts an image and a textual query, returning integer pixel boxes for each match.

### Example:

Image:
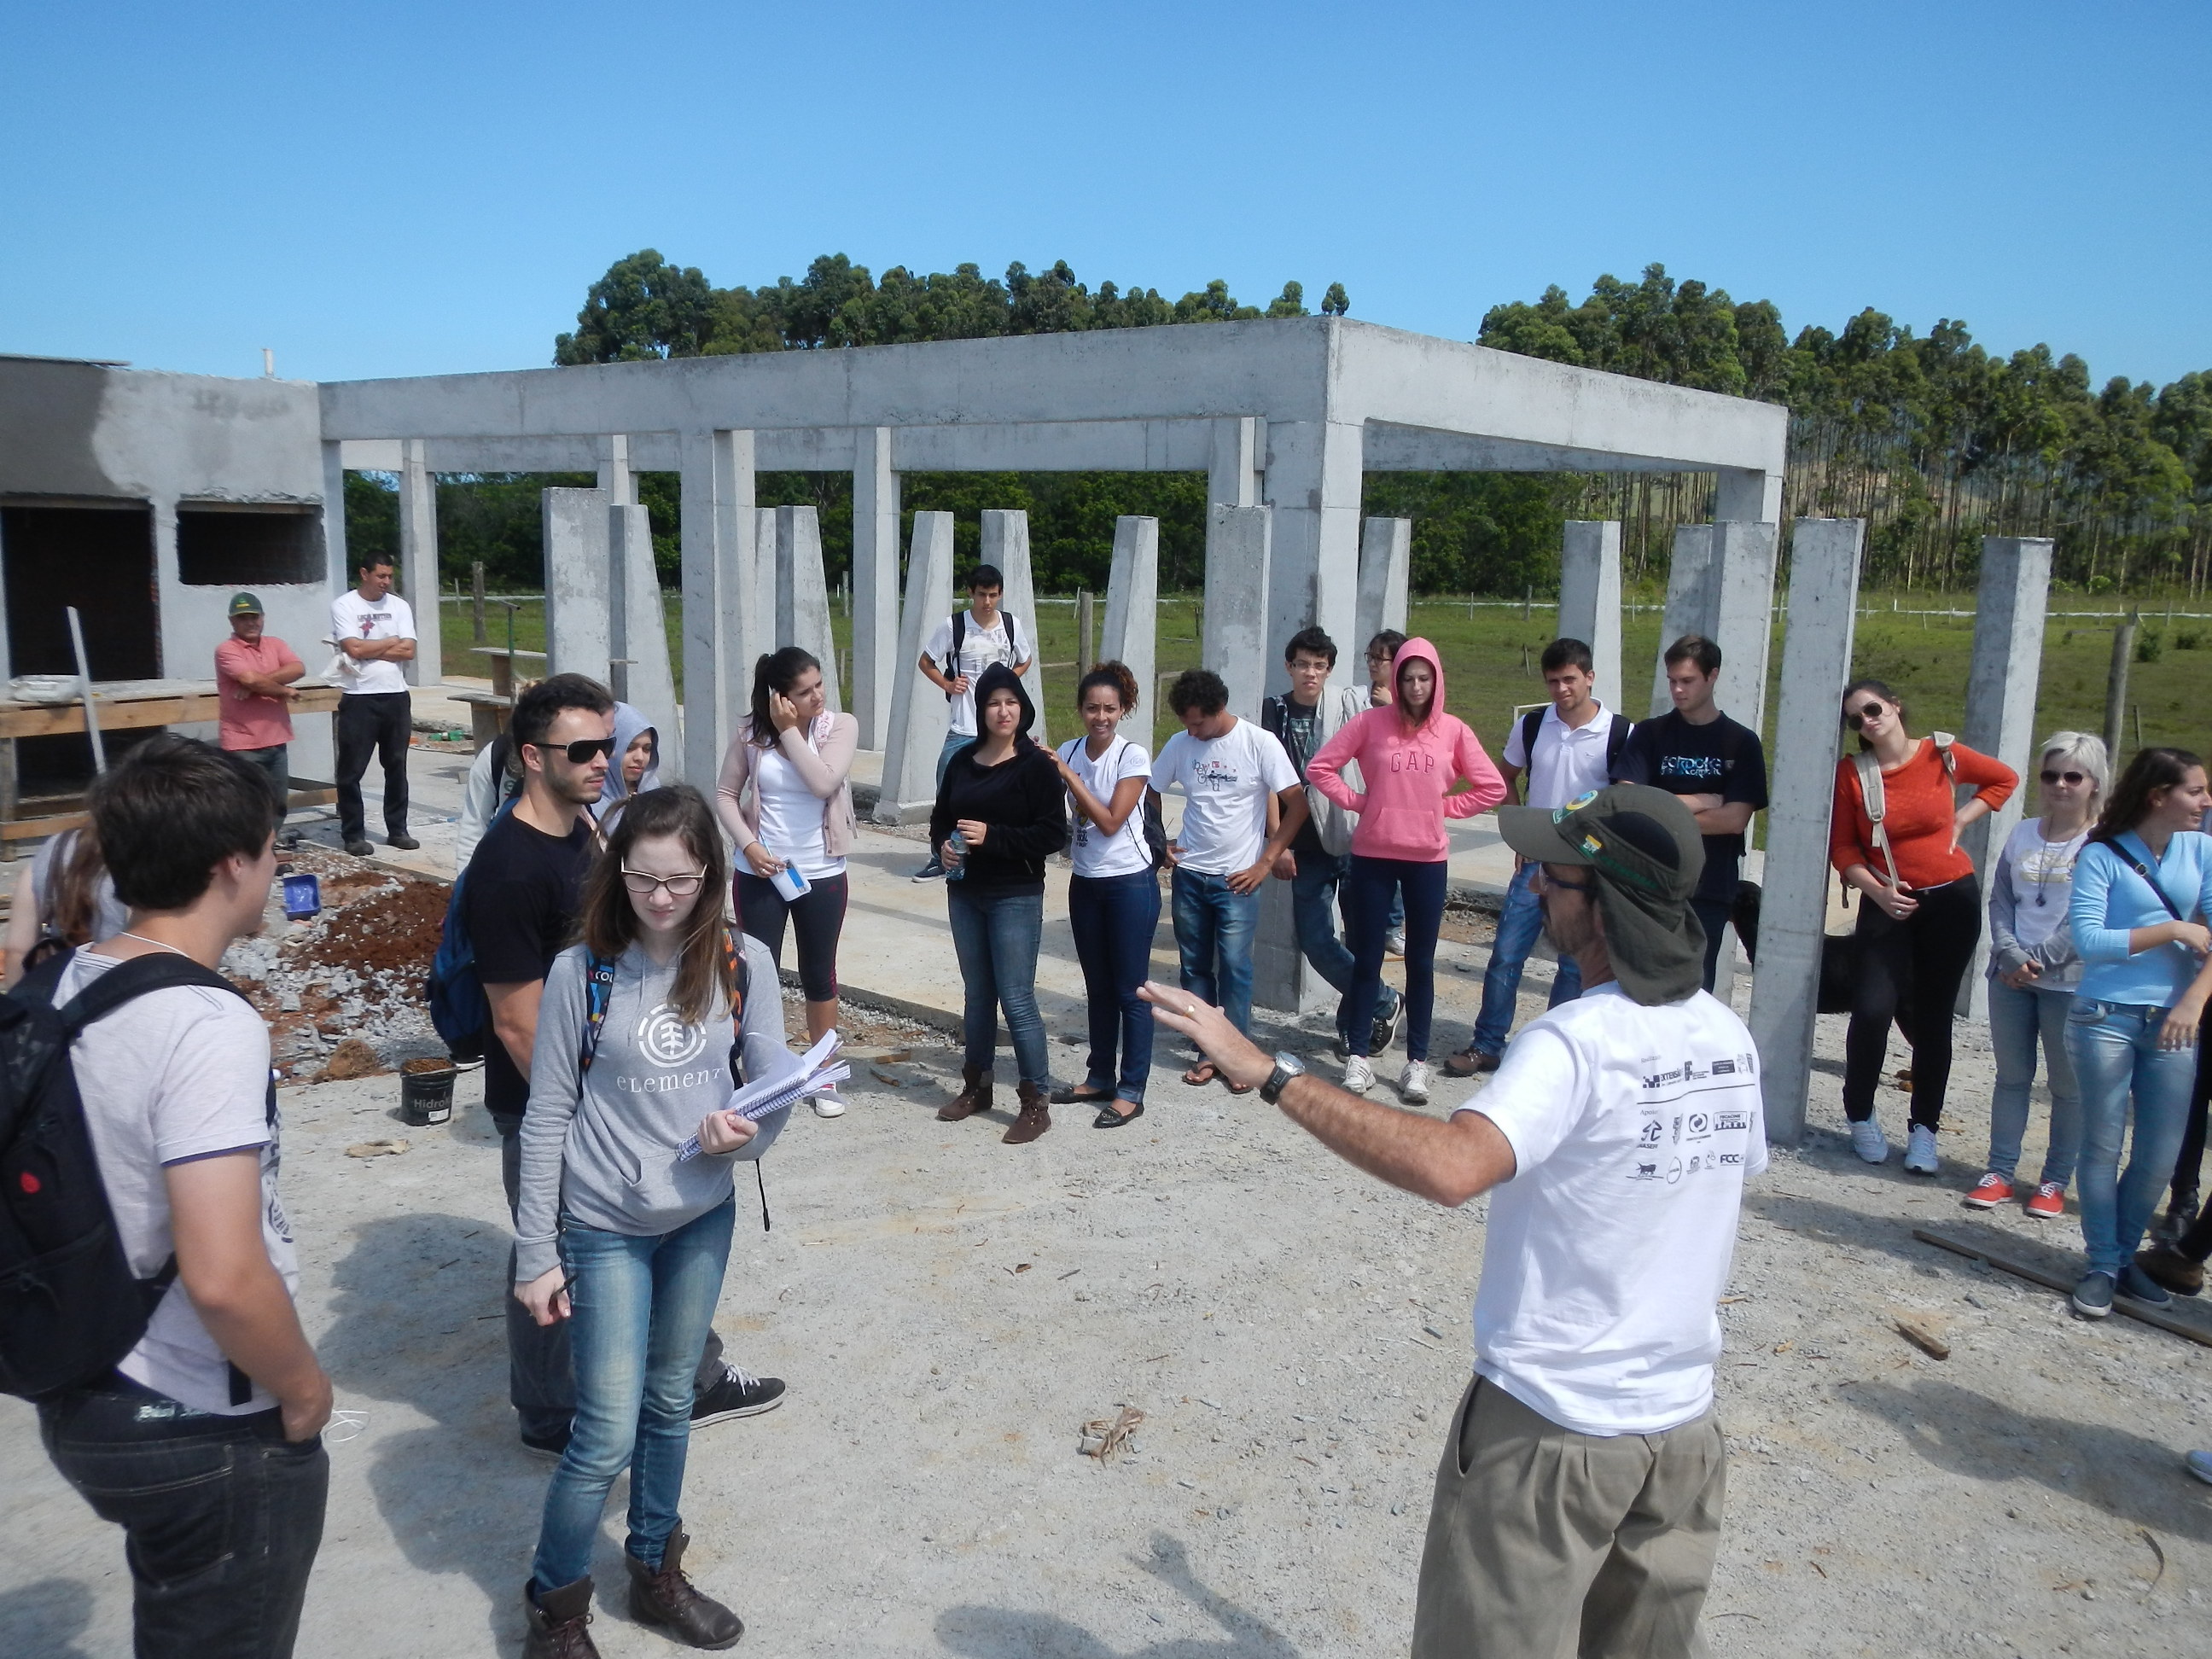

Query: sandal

[1224,1079,1254,1096]
[1182,1062,1218,1087]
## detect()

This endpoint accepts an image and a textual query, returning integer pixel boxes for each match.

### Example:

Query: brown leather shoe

[2134,1243,2206,1296]
[522,1575,600,1659]
[1443,1045,1499,1078]
[1003,1081,1051,1144]
[628,1531,743,1650]
[938,1064,992,1122]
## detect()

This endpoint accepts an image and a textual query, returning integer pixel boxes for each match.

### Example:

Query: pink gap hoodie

[1305,637,1506,862]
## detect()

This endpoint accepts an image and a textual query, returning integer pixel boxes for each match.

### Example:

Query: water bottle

[944,830,968,881]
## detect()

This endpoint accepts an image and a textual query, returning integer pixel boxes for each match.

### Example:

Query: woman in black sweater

[931,662,1068,1143]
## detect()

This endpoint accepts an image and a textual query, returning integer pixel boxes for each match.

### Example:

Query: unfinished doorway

[1,500,162,789]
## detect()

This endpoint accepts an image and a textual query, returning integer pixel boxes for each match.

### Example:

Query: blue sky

[3,1,2205,388]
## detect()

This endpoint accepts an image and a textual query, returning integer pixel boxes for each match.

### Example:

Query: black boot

[521,1575,599,1659]
[628,1530,743,1649]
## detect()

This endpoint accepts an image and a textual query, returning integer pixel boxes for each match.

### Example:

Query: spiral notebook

[677,1030,847,1161]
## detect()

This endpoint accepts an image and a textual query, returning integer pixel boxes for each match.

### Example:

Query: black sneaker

[1370,992,1405,1057]
[387,833,421,851]
[691,1365,785,1428]
[521,1423,572,1461]
[2071,1270,2116,1319]
[343,839,374,858]
[911,858,946,882]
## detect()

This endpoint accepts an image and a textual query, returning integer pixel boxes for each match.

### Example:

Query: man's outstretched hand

[1139,981,1272,1091]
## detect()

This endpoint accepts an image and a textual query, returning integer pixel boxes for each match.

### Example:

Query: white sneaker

[1850,1119,1890,1164]
[1342,1056,1375,1093]
[812,1088,847,1118]
[1903,1123,1939,1175]
[1400,1060,1431,1103]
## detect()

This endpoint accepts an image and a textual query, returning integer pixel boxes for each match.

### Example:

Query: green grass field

[437,589,2212,767]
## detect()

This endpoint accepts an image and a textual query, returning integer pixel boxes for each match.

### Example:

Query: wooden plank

[1912,1226,2212,1348]
[0,684,340,736]
[1,812,87,843]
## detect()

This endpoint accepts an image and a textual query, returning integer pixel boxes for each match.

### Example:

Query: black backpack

[1518,707,1629,800]
[943,611,1025,698]
[0,952,263,1400]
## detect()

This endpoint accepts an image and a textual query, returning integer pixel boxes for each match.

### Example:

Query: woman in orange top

[1831,678,2018,1173]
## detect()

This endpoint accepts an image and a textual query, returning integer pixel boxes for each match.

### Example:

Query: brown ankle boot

[627,1531,743,1650]
[938,1064,992,1122]
[1004,1080,1051,1144]
[521,1575,599,1659]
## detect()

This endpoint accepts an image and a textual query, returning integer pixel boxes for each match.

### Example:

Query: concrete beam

[543,487,611,685]
[1263,419,1363,698]
[982,509,1048,746]
[1748,519,1865,1144]
[1099,515,1158,746]
[1652,526,1716,716]
[851,427,899,748]
[1362,425,1766,476]
[399,439,442,688]
[875,512,954,824]
[1557,521,1621,715]
[1355,517,1411,655]
[1204,505,1273,720]
[1958,536,2056,1016]
[609,502,680,771]
[678,429,753,788]
[775,505,841,713]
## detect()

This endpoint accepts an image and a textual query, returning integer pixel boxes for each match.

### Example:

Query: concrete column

[851,427,900,748]
[1714,468,1784,527]
[399,439,442,688]
[1558,521,1622,713]
[609,502,680,771]
[1652,526,1716,715]
[1958,536,2056,1016]
[320,440,350,592]
[678,429,754,787]
[775,505,841,713]
[1210,416,1264,510]
[982,509,1047,746]
[595,434,635,504]
[874,511,955,824]
[1709,520,1780,736]
[1260,419,1364,697]
[746,506,780,686]
[543,486,611,685]
[1100,515,1158,745]
[1205,505,1273,719]
[1355,517,1411,655]
[1747,519,1866,1144]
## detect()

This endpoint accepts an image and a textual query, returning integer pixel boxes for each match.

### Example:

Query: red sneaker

[1963,1173,2015,1209]
[2024,1181,2066,1220]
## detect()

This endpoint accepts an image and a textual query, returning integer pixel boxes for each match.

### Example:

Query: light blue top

[2068,830,2212,1007]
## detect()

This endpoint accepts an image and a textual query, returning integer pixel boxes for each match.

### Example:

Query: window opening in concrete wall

[176,502,323,586]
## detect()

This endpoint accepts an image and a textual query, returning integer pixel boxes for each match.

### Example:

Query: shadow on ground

[937,1534,1301,1659]
[0,1577,95,1659]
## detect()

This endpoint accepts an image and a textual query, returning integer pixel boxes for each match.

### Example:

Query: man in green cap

[214,592,305,841]
[1142,783,1765,1658]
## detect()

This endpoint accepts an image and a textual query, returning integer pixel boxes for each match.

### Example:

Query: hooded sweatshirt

[1305,637,1508,862]
[928,662,1068,891]
[592,702,662,835]
[514,930,797,1283]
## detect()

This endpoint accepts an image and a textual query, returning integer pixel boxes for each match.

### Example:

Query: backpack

[1852,733,1958,891]
[0,952,263,1401]
[426,784,539,1062]
[944,610,1024,699]
[1518,707,1629,801]
[579,929,748,1073]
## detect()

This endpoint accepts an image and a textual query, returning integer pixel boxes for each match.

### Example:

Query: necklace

[2033,823,2085,907]
[117,930,193,958]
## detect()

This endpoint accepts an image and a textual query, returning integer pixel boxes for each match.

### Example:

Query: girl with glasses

[512,784,798,1653]
[1973,732,2106,1218]
[1829,678,2017,1173]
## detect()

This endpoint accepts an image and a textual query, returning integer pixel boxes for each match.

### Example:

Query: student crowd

[8,552,2212,1659]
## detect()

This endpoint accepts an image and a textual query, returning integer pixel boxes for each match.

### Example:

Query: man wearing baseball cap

[1144,783,1765,1657]
[214,592,305,841]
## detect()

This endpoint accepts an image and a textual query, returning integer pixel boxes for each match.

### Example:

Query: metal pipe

[67,606,105,773]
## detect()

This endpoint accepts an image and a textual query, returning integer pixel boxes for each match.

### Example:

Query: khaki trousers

[1411,1375,1726,1659]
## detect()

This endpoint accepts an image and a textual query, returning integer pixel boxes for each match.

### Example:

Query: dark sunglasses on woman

[1844,699,1886,731]
[2040,769,2087,786]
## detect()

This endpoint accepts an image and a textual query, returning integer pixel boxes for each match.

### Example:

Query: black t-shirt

[1264,695,1328,855]
[1613,710,1769,905]
[463,809,595,1123]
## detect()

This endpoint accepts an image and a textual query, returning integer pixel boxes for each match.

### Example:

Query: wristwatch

[1260,1051,1307,1104]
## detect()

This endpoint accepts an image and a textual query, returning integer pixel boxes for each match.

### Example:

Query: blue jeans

[1068,870,1161,1102]
[1986,979,2082,1187]
[1345,856,1448,1060]
[533,1196,737,1591]
[935,731,973,788]
[38,1379,327,1658]
[1470,864,1582,1056]
[1290,849,1393,1045]
[1172,867,1260,1034]
[946,882,1051,1085]
[2064,999,2197,1277]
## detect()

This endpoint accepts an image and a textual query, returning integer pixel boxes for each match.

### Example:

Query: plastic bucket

[399,1061,457,1126]
[282,873,321,919]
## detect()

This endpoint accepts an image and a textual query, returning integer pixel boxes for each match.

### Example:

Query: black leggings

[1842,875,1981,1131]
[736,871,847,1003]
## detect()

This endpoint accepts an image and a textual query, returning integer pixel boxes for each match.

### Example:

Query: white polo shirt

[1503,700,1624,810]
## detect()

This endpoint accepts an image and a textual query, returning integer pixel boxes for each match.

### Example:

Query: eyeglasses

[2040,769,2088,786]
[620,868,706,898]
[1844,699,1887,729]
[532,736,617,765]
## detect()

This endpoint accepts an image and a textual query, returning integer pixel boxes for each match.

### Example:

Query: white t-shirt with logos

[330,588,417,696]
[59,949,294,1416]
[1059,736,1153,879]
[1149,719,1299,876]
[1503,700,1624,810]
[923,609,1025,736]
[1456,981,1767,1435]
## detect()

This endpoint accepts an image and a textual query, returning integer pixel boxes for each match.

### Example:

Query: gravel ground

[4,937,2210,1656]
